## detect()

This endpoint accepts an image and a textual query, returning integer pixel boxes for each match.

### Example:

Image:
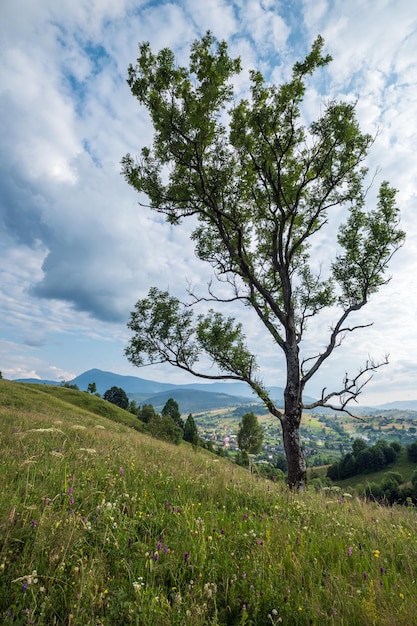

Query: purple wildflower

[119,467,124,475]
[184,552,190,564]
[348,546,353,556]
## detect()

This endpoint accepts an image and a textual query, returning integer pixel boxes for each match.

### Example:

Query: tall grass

[1,380,417,625]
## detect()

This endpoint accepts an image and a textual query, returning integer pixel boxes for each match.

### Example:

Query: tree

[103,386,129,410]
[161,398,184,430]
[352,439,368,457]
[139,403,156,423]
[237,412,264,456]
[128,399,141,417]
[122,33,405,489]
[408,440,417,463]
[148,414,183,445]
[183,413,199,443]
[87,382,97,395]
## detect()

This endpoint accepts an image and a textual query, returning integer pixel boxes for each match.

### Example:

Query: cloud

[0,0,416,403]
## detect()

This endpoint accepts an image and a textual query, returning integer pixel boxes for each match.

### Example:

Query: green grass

[1,380,417,625]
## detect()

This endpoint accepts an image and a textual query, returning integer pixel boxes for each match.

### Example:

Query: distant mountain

[368,400,417,412]
[14,378,61,386]
[14,368,416,413]
[69,369,176,396]
[136,389,251,413]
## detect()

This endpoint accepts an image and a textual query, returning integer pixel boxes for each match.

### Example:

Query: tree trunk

[282,334,307,489]
[281,415,307,489]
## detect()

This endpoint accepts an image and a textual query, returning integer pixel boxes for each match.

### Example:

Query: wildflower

[119,467,124,475]
[133,578,145,593]
[374,549,380,558]
[348,546,353,557]
[31,520,37,528]
[399,593,405,600]
[154,552,159,562]
[184,552,190,564]
[242,513,248,520]
[242,572,247,579]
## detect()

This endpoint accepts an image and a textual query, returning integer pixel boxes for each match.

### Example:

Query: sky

[0,0,416,405]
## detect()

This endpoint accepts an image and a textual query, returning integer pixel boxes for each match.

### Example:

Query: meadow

[1,380,417,625]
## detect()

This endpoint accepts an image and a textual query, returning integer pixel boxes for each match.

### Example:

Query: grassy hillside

[1,380,417,625]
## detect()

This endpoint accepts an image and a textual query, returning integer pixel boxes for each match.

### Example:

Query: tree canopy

[123,33,405,488]
[103,386,129,410]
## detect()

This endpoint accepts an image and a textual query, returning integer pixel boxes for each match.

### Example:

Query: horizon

[8,366,417,409]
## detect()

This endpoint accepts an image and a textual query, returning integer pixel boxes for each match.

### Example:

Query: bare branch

[303,355,389,416]
[301,320,374,372]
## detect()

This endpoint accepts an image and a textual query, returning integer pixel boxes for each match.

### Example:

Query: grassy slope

[1,380,417,625]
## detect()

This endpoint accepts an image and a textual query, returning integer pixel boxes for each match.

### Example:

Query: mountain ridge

[13,368,417,411]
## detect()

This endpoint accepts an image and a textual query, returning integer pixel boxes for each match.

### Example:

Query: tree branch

[303,355,389,416]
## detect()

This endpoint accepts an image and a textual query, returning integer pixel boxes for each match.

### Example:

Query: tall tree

[237,412,264,456]
[183,413,199,444]
[161,397,184,430]
[122,33,405,488]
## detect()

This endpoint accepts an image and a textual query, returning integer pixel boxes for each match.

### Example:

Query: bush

[147,414,183,444]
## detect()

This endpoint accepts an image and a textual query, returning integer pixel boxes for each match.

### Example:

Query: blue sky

[0,0,416,404]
